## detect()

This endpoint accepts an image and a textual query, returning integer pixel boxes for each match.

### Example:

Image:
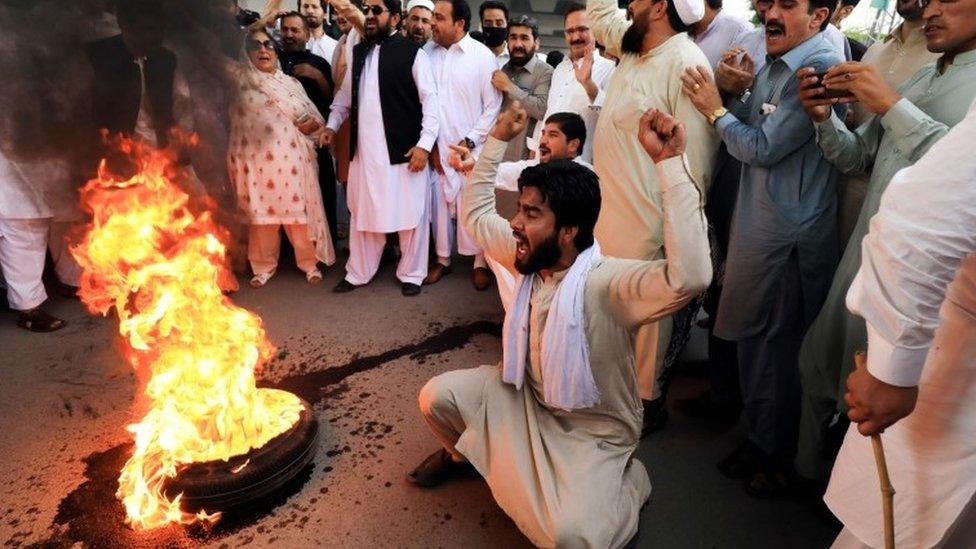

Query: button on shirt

[500,55,554,161]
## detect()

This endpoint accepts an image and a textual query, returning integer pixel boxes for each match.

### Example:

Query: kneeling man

[408,104,712,548]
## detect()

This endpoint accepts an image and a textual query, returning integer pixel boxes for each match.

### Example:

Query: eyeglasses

[245,39,276,52]
[565,25,590,35]
[360,5,389,15]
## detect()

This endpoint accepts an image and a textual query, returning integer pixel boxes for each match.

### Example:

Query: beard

[364,22,390,43]
[509,47,534,66]
[514,231,562,274]
[621,19,647,54]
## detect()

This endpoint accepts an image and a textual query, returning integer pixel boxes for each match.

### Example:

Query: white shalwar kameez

[0,153,52,311]
[327,43,439,286]
[424,35,502,265]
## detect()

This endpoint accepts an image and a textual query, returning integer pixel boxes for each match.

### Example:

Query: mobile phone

[810,71,854,99]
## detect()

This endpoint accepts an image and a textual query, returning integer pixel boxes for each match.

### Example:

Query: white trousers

[430,174,482,265]
[832,494,976,548]
[248,224,318,275]
[345,215,429,286]
[0,218,49,311]
[48,220,81,286]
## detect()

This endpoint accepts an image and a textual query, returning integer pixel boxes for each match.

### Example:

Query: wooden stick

[871,434,895,549]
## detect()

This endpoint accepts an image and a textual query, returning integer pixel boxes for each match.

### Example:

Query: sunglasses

[246,39,276,52]
[360,5,389,15]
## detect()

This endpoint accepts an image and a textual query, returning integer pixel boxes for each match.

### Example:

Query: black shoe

[401,282,421,296]
[717,441,762,479]
[640,398,669,439]
[17,307,67,332]
[406,448,476,488]
[332,279,359,293]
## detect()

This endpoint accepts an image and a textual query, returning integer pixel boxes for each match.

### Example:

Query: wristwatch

[707,107,729,125]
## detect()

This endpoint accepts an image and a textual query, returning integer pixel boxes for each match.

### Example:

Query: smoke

[0,0,251,264]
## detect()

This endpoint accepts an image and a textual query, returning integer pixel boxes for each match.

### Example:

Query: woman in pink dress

[228,29,335,288]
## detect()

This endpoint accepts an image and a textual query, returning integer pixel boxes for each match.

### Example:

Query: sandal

[305,269,323,285]
[250,271,275,288]
[17,308,66,332]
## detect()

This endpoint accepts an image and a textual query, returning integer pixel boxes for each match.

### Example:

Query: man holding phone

[792,0,976,483]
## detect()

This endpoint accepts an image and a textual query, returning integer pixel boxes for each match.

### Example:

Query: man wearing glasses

[530,3,615,163]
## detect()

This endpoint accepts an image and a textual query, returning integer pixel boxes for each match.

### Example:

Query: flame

[71,137,303,530]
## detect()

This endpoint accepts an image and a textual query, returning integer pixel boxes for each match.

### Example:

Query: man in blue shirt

[680,0,843,497]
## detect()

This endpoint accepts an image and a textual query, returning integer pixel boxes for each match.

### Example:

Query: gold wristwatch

[707,107,728,125]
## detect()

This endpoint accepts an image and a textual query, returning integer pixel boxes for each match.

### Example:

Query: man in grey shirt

[681,0,844,497]
[491,15,553,161]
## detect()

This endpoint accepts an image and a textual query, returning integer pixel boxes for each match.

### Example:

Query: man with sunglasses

[322,0,440,296]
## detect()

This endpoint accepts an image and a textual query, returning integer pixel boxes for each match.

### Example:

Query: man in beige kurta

[836,0,938,244]
[409,107,712,548]
[587,0,718,413]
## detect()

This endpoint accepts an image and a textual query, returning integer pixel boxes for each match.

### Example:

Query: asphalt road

[0,258,840,548]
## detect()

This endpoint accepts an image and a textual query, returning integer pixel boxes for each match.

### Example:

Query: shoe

[17,307,66,332]
[51,280,80,299]
[333,279,359,293]
[717,441,762,480]
[305,269,323,285]
[401,282,421,296]
[406,448,476,488]
[472,267,492,291]
[640,398,669,439]
[743,464,803,499]
[250,271,274,288]
[423,263,452,285]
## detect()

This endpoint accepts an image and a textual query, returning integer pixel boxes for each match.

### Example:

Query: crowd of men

[3,0,976,546]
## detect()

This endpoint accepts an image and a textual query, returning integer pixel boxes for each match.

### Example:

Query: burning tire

[164,400,318,513]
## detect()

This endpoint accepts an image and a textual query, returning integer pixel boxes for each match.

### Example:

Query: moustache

[512,48,527,55]
[570,39,586,45]
[765,20,785,32]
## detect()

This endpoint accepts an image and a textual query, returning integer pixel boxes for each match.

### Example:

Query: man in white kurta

[325,4,439,294]
[410,107,712,548]
[0,152,67,331]
[825,99,976,549]
[424,0,502,288]
[587,0,718,415]
[528,3,614,164]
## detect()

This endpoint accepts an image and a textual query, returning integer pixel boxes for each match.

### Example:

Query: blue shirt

[713,32,845,339]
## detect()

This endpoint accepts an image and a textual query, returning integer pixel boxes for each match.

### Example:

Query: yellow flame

[72,137,302,530]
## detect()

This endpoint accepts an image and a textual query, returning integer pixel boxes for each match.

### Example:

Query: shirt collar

[772,32,829,72]
[939,48,976,72]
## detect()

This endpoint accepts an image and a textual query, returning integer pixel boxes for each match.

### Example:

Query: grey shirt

[712,33,845,339]
[500,54,553,161]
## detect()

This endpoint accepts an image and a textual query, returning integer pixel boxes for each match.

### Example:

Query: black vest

[350,34,423,165]
[86,35,177,148]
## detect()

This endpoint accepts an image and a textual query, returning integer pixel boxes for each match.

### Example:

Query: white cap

[672,0,705,25]
[406,0,435,12]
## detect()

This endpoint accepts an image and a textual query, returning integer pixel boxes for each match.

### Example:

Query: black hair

[808,0,836,29]
[546,50,564,67]
[280,10,309,27]
[508,14,539,38]
[839,0,860,8]
[517,161,601,251]
[478,0,509,23]
[544,112,586,156]
[382,0,404,17]
[705,0,723,9]
[563,1,587,20]
[295,0,328,10]
[658,0,692,34]
[438,0,473,31]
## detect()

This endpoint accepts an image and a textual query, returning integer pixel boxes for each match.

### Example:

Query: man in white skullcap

[403,0,435,44]
[587,0,718,435]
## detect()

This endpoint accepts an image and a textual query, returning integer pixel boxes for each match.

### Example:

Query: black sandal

[406,448,475,488]
[17,308,66,332]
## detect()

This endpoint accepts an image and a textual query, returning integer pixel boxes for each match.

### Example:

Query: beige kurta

[586,0,719,398]
[427,138,711,548]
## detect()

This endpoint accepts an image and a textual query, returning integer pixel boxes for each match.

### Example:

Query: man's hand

[429,143,445,175]
[318,128,336,147]
[638,108,686,163]
[680,65,724,117]
[796,67,835,123]
[447,144,475,174]
[823,62,902,115]
[490,101,529,142]
[715,48,754,95]
[405,146,429,173]
[573,46,600,102]
[491,70,514,94]
[844,352,919,436]
[296,115,323,135]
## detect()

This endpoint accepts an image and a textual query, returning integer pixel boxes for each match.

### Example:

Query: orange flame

[71,137,303,530]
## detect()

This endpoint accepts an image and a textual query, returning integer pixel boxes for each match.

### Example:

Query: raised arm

[607,110,712,327]
[587,0,629,59]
